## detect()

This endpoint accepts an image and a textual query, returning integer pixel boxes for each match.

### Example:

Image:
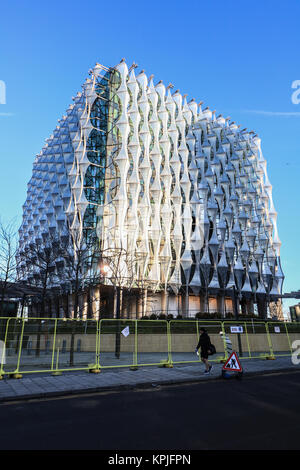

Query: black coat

[196,331,211,354]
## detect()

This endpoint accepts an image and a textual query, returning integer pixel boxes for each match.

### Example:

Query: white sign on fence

[121,326,130,338]
[230,326,243,334]
[274,326,281,333]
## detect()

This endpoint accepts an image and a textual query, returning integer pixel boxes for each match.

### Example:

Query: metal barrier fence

[0,317,299,377]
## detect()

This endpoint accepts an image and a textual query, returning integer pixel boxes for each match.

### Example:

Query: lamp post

[228,284,243,356]
[99,247,132,360]
[115,284,121,359]
[100,259,121,359]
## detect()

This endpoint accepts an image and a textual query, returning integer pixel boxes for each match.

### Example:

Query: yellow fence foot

[52,371,62,376]
[11,373,22,379]
[89,368,101,374]
[158,360,173,368]
[130,366,138,371]
[158,360,168,368]
[266,356,276,360]
[0,375,4,380]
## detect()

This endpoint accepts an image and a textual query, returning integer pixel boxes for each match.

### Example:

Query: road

[0,371,300,450]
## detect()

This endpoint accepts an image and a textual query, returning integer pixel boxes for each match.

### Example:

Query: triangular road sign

[222,351,243,372]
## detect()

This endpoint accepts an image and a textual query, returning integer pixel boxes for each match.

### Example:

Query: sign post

[230,325,243,357]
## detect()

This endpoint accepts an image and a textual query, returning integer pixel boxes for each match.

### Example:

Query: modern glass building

[17,59,284,318]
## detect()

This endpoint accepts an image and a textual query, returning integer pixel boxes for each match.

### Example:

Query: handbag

[208,343,216,355]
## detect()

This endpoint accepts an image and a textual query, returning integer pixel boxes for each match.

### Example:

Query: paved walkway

[0,356,299,403]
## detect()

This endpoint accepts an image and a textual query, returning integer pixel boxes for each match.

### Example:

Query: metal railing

[0,317,299,377]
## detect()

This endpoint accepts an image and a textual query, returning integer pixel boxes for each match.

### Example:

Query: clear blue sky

[0,0,299,315]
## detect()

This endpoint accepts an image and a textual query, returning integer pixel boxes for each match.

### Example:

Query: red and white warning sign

[222,352,243,372]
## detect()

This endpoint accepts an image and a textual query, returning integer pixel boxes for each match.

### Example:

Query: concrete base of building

[26,285,282,320]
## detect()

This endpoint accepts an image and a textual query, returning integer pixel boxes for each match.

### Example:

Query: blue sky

[0,0,299,315]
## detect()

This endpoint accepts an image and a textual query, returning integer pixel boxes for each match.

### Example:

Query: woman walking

[195,327,213,374]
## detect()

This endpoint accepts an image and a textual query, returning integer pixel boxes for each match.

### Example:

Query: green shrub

[149,313,158,320]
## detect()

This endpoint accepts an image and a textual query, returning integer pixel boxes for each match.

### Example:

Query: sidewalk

[0,355,299,403]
